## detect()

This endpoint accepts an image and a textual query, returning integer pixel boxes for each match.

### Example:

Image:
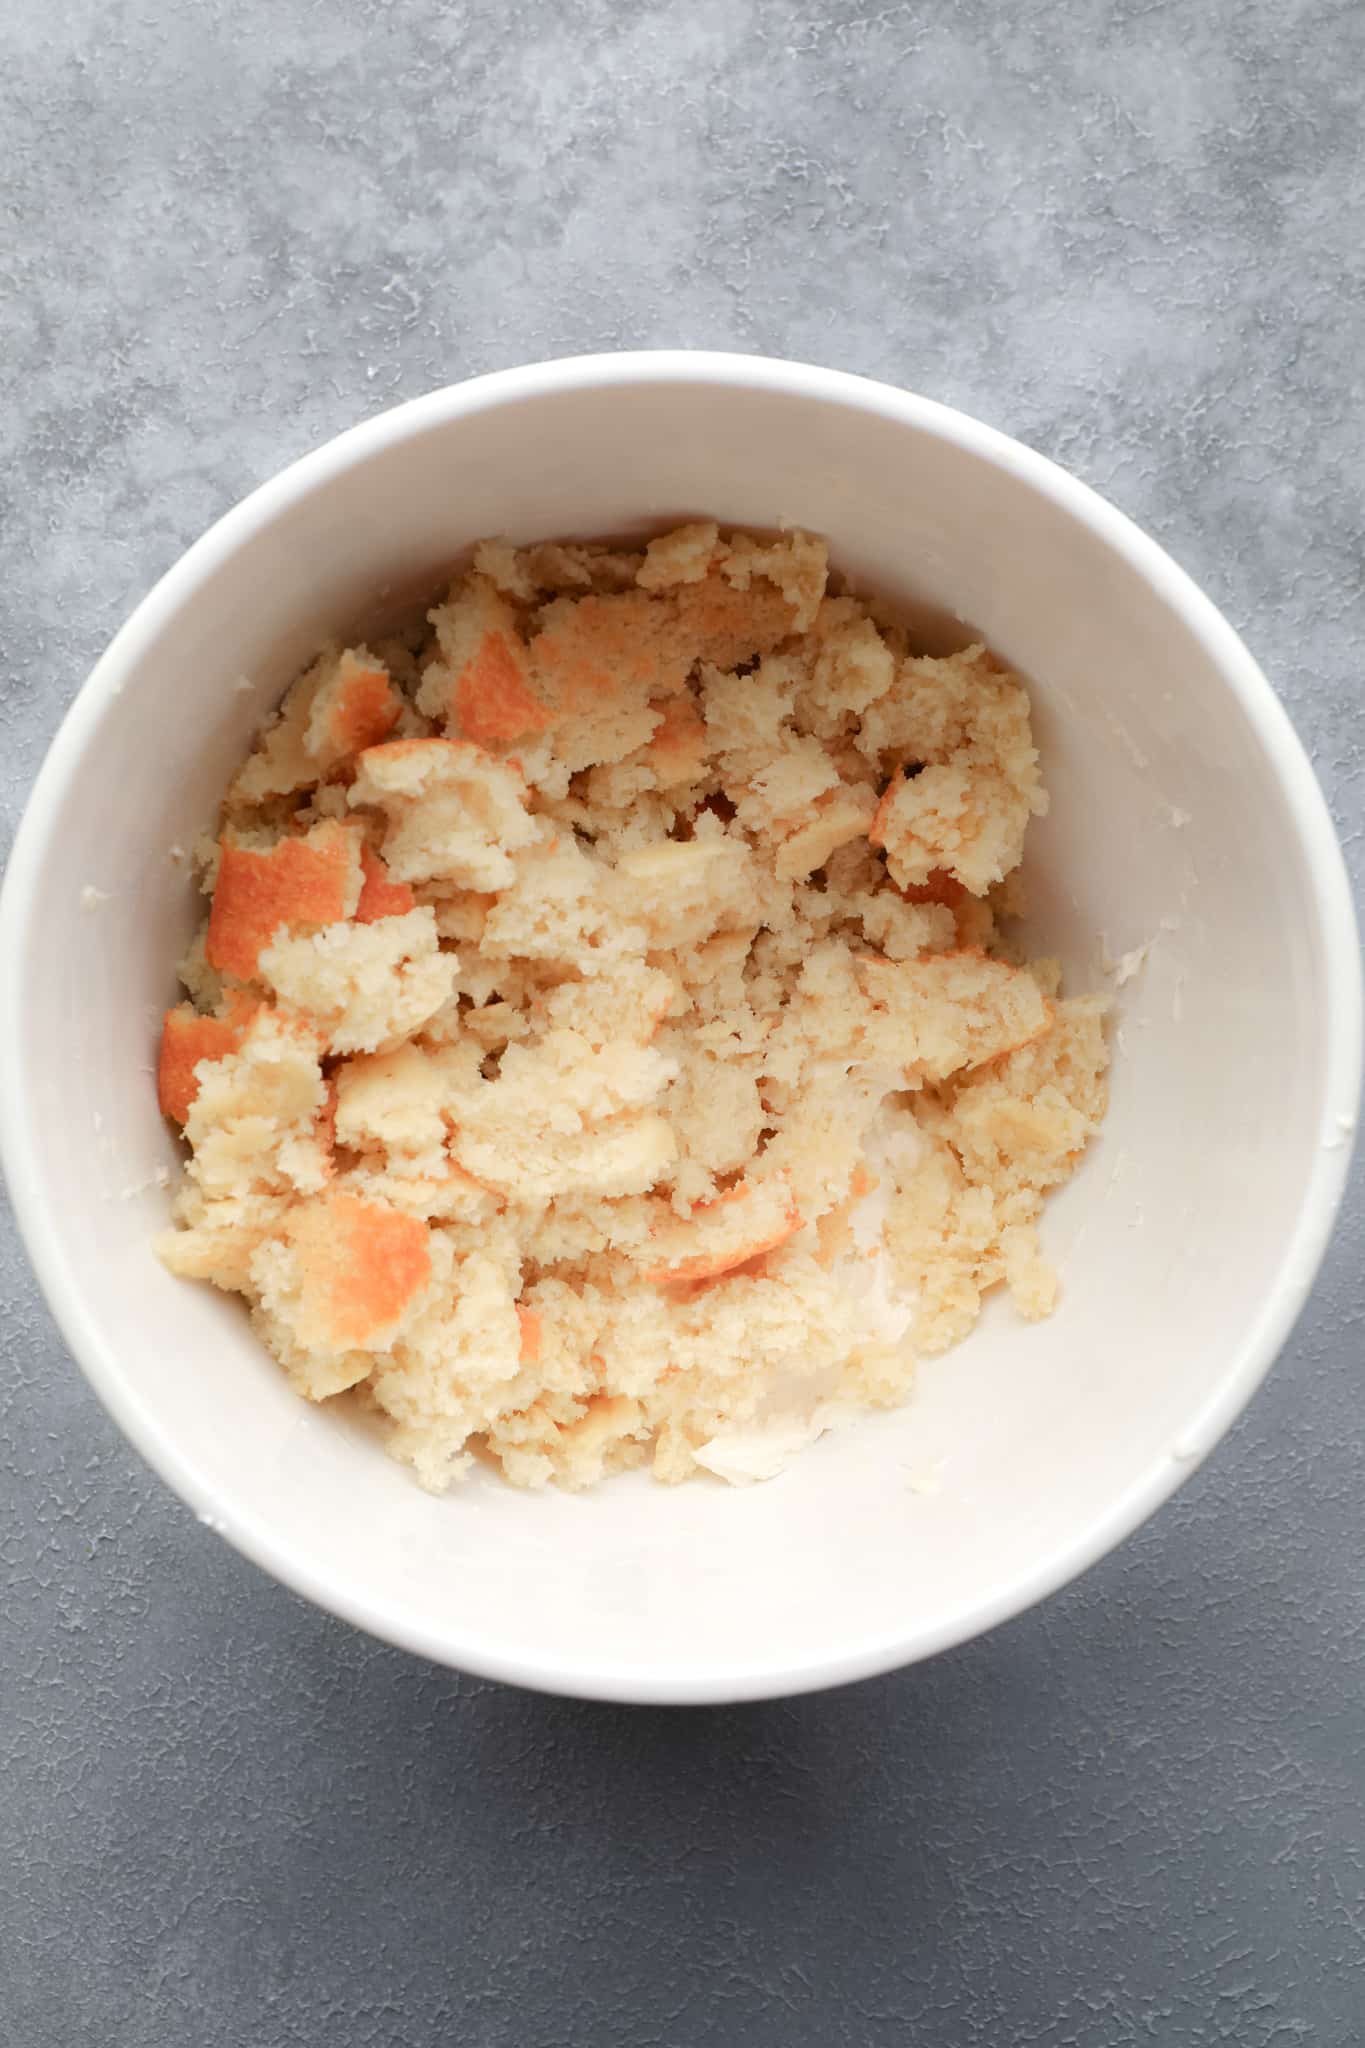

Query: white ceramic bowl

[2,353,1359,1703]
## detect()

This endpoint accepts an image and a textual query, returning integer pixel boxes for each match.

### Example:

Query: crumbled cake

[156,524,1109,1491]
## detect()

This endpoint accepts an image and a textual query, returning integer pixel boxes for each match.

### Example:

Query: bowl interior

[3,361,1356,1701]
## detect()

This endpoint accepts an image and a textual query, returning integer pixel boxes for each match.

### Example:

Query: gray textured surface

[2,0,1363,2041]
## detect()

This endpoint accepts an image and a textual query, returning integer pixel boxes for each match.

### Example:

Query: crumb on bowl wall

[153,525,1110,1493]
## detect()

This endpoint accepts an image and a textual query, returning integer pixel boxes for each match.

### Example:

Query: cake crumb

[906,1456,945,1496]
[1104,940,1150,986]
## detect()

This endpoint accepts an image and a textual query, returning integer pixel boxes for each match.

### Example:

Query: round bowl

[1,353,1359,1703]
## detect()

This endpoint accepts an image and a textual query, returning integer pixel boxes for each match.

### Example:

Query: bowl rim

[2,349,1360,1704]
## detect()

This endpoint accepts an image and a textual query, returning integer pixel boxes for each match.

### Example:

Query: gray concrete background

[2,1,1363,2042]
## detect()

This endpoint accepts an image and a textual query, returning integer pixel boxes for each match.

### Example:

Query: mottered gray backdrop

[2,2,1363,2043]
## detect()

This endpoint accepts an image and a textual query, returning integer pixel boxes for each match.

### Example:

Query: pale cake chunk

[419,576,551,746]
[251,1192,433,1399]
[259,907,455,1055]
[660,1041,768,1199]
[636,520,719,590]
[179,1010,331,1201]
[855,952,1052,1080]
[716,528,828,630]
[373,1247,536,1491]
[538,959,675,1048]
[610,833,760,950]
[862,645,1048,895]
[156,1010,332,1292]
[795,597,897,734]
[446,1029,679,1204]
[642,1176,802,1285]
[481,833,648,971]
[774,788,877,881]
[887,994,1108,1352]
[229,647,400,807]
[349,738,537,891]
[332,1042,452,1172]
